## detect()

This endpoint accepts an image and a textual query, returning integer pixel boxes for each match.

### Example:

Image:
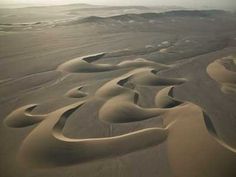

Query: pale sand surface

[0,6,236,177]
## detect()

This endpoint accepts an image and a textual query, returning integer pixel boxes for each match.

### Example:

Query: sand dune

[164,103,236,177]
[57,53,115,73]
[127,68,187,86]
[99,93,165,123]
[203,112,236,153]
[65,86,88,98]
[117,58,170,69]
[97,68,186,123]
[98,84,164,123]
[1,7,236,177]
[2,50,236,177]
[207,56,236,94]
[155,86,183,108]
[58,53,171,74]
[95,67,179,96]
[4,52,235,171]
[4,104,47,128]
[17,101,170,167]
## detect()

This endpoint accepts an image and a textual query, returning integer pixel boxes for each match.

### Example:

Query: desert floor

[0,5,236,177]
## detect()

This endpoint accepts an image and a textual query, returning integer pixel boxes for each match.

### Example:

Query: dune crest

[164,103,236,177]
[57,53,116,73]
[57,53,170,74]
[97,68,186,123]
[4,52,236,176]
[4,104,47,128]
[17,101,170,167]
[155,86,183,108]
[65,86,88,98]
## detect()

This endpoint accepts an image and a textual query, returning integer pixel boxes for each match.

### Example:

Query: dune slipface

[155,86,183,108]
[4,104,47,128]
[164,103,236,177]
[97,68,185,123]
[4,52,236,176]
[57,53,116,73]
[65,86,88,98]
[58,52,171,74]
[18,101,170,167]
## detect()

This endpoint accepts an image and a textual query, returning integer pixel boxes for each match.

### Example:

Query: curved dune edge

[4,53,236,173]
[18,101,172,168]
[99,91,166,123]
[127,68,187,86]
[207,56,236,94]
[155,86,183,108]
[164,88,236,154]
[164,103,236,177]
[57,53,116,73]
[97,68,186,123]
[57,53,170,73]
[16,101,236,170]
[6,65,189,168]
[65,86,88,98]
[4,104,47,128]
[95,67,186,98]
[203,112,236,153]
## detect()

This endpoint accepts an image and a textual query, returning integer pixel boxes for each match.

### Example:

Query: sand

[0,5,236,177]
[207,56,236,94]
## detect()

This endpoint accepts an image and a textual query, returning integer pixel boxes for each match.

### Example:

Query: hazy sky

[0,0,235,10]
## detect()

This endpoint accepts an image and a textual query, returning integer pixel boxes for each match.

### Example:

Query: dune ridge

[97,68,186,123]
[4,104,47,128]
[65,86,88,98]
[4,53,236,176]
[203,112,236,153]
[155,86,183,108]
[57,53,171,74]
[17,100,171,167]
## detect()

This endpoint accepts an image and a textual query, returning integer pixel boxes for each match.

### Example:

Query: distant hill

[69,5,150,12]
[71,10,228,24]
[0,3,100,9]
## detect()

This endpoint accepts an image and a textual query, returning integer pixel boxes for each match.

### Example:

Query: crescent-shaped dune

[57,53,116,73]
[96,67,186,98]
[4,104,47,128]
[65,86,88,98]
[155,86,183,108]
[2,7,236,177]
[97,68,186,123]
[57,53,171,74]
[99,91,166,123]
[18,101,170,168]
[207,56,236,94]
[3,48,236,176]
